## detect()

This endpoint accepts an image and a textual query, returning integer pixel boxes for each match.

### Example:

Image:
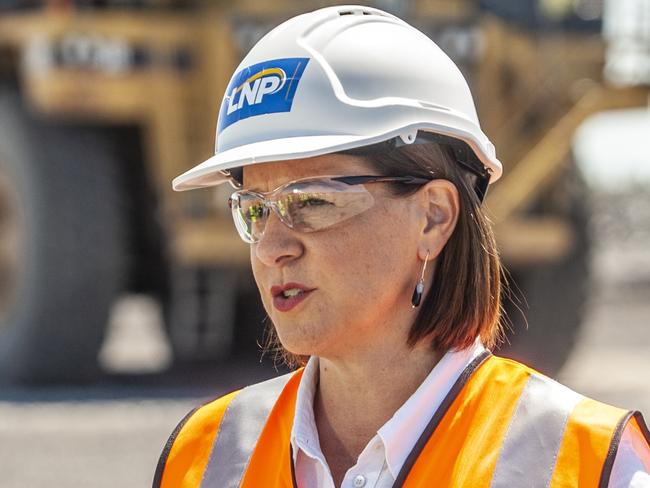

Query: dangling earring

[411,250,430,308]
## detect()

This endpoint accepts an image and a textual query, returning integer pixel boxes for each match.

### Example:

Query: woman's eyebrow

[242,178,290,194]
[247,182,278,193]
[243,174,329,193]
[239,178,269,193]
[241,183,275,194]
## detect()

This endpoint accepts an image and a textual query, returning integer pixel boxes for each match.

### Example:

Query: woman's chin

[274,323,331,358]
[275,335,320,357]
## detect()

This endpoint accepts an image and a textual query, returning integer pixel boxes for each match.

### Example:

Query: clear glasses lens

[230,178,376,243]
[231,194,267,244]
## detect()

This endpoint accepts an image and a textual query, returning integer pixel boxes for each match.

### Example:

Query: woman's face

[244,154,428,360]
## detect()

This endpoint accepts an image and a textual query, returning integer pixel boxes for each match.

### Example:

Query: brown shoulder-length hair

[260,141,504,368]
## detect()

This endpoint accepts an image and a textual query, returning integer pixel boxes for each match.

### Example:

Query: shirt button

[353,474,367,487]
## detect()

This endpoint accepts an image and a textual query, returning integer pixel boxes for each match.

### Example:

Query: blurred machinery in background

[0,0,647,383]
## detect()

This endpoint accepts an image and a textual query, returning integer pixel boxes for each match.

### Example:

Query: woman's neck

[313,343,443,486]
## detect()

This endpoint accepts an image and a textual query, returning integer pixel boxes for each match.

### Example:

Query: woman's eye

[298,197,331,208]
[287,192,333,207]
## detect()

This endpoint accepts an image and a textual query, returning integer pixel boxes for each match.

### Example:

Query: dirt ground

[557,189,650,415]
[0,193,648,488]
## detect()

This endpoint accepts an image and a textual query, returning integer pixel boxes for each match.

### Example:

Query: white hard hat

[172,5,502,192]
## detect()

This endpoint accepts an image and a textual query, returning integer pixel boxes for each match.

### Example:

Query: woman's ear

[416,179,460,261]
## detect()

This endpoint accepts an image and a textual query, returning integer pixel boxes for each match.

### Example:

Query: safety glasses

[228,174,430,243]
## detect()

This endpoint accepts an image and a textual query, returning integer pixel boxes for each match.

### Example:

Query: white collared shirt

[289,342,650,488]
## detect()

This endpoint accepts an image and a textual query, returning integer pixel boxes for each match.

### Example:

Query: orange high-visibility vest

[153,352,650,488]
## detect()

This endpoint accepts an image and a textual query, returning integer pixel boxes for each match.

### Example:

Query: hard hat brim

[173,128,501,191]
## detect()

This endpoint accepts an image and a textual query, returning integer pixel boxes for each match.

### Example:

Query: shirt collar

[291,355,322,463]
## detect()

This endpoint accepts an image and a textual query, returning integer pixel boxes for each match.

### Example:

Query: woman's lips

[272,289,315,312]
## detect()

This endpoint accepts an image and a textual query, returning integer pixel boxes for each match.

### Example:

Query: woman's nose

[254,210,303,267]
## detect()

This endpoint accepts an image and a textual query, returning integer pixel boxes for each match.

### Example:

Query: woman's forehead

[242,154,373,191]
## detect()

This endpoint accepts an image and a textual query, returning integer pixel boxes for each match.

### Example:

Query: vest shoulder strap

[400,355,641,488]
[154,370,300,488]
[480,356,645,488]
[551,400,649,487]
[154,389,240,488]
[200,371,298,488]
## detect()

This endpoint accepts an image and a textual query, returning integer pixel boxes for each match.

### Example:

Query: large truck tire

[166,265,239,364]
[497,164,591,376]
[0,89,126,384]
[165,265,268,364]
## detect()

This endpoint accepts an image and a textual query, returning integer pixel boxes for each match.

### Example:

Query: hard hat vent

[337,7,388,17]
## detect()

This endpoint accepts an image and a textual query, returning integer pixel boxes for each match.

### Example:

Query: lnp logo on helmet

[219,57,310,132]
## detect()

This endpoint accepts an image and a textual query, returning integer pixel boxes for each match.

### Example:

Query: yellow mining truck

[0,0,646,383]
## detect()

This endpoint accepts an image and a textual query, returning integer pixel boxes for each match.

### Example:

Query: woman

[155,5,650,487]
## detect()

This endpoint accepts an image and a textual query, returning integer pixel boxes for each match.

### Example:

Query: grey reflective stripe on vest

[200,372,295,488]
[490,373,583,488]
